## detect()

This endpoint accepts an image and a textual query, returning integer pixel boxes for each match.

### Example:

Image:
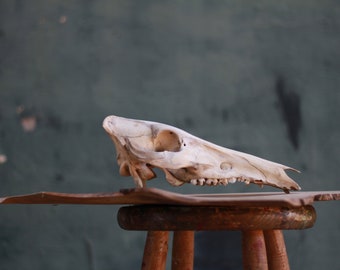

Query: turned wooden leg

[171,231,194,270]
[264,230,290,270]
[242,230,268,270]
[141,231,169,270]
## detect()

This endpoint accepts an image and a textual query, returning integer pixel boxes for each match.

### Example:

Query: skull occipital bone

[103,115,301,193]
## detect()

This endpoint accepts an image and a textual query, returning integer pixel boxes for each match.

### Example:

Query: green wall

[1,1,339,269]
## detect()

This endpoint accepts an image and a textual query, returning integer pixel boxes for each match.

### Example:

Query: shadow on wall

[275,76,302,150]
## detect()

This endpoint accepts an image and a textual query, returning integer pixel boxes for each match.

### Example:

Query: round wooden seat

[118,204,316,270]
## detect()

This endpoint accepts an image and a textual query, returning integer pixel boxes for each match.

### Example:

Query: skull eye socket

[154,130,181,152]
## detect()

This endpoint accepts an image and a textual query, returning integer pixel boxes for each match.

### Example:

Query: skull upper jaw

[103,115,301,192]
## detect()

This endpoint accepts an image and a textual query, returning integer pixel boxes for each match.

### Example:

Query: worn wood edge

[0,188,339,207]
[313,192,340,202]
[117,204,316,231]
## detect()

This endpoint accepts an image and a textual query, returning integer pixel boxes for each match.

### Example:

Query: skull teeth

[228,177,237,184]
[189,177,260,186]
[219,179,228,186]
[198,178,205,186]
[189,178,240,186]
[205,179,213,185]
[190,179,198,185]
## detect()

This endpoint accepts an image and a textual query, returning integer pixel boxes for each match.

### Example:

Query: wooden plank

[0,188,339,207]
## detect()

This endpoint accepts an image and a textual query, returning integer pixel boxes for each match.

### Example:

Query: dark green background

[1,1,339,269]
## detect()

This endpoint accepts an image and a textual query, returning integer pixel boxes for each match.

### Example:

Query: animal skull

[103,115,301,193]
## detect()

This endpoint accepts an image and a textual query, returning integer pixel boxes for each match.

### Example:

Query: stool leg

[264,230,290,270]
[171,231,194,270]
[242,230,268,270]
[141,231,169,270]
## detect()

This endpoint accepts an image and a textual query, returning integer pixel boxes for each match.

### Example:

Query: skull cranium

[103,115,301,193]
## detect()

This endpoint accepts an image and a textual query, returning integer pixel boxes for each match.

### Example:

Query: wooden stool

[118,204,316,270]
[2,188,339,269]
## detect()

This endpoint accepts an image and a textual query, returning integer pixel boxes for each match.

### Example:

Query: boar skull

[103,115,301,193]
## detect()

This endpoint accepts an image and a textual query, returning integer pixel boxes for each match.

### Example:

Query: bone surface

[103,115,301,192]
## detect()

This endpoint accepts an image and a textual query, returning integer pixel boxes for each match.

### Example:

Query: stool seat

[118,205,316,231]
[118,204,316,270]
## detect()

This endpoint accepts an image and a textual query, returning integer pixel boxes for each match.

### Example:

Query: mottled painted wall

[0,1,339,269]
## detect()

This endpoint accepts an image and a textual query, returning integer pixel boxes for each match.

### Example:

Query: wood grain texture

[171,231,194,270]
[264,230,290,270]
[141,231,169,270]
[242,230,268,270]
[117,205,316,231]
[0,188,339,207]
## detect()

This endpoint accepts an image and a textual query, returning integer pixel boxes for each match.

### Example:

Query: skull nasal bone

[154,130,181,152]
